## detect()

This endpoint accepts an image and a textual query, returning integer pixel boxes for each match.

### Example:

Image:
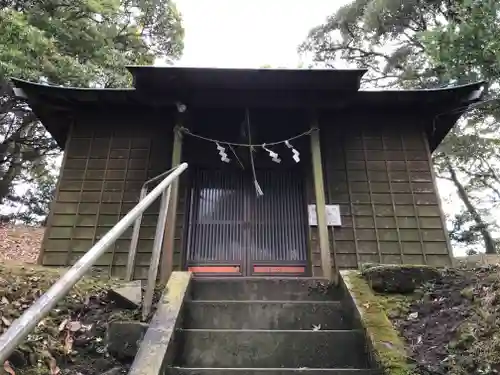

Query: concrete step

[176,329,371,369]
[184,300,352,330]
[190,277,342,301]
[169,368,381,375]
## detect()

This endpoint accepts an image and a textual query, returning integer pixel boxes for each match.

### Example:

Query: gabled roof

[127,66,368,91]
[11,67,485,150]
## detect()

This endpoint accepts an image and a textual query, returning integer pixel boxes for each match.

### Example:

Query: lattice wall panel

[321,117,451,271]
[42,114,180,279]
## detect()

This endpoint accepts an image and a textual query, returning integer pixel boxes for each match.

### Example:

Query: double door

[185,168,309,275]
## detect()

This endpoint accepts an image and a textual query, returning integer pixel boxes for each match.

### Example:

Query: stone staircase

[167,277,380,375]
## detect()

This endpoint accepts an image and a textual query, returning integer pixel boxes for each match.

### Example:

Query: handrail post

[125,166,177,281]
[142,185,172,320]
[126,187,148,281]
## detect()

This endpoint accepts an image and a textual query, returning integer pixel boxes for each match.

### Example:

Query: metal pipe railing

[0,162,188,364]
[125,166,177,282]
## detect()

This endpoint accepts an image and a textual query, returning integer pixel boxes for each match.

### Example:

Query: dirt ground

[0,227,139,375]
[0,225,44,264]
[385,265,500,375]
[0,264,139,375]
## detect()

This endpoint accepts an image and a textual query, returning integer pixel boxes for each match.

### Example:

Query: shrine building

[12,67,484,279]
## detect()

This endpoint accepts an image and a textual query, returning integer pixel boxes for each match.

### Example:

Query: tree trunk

[0,146,23,205]
[447,161,497,254]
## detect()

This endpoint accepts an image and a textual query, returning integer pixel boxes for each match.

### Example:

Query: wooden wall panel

[42,108,451,278]
[41,110,182,279]
[320,114,452,270]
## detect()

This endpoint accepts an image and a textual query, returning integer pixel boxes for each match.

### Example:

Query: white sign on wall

[308,204,342,227]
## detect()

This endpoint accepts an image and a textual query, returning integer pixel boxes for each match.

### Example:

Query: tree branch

[447,159,497,254]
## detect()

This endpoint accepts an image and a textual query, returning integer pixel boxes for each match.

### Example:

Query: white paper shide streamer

[179,112,318,195]
[285,140,300,163]
[216,143,230,163]
[262,144,281,163]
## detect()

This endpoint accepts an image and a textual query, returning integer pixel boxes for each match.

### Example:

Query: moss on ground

[352,264,500,374]
[0,263,138,375]
[343,271,415,375]
[386,266,500,374]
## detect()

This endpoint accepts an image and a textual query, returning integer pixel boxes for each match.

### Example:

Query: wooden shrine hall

[12,67,484,280]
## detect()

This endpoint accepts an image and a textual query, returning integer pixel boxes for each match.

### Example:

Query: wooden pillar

[160,125,183,284]
[310,113,335,282]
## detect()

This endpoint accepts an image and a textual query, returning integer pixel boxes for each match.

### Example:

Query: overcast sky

[173,0,351,68]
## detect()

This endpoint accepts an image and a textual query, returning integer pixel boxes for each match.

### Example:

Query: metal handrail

[125,165,178,282]
[0,162,188,364]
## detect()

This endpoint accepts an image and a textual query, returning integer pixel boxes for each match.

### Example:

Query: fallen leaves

[0,227,144,375]
[408,311,418,320]
[63,332,73,355]
[1,316,12,327]
[57,319,68,333]
[0,263,135,375]
[67,321,82,332]
[384,265,500,375]
[0,225,44,264]
[3,361,15,375]
[43,351,60,375]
